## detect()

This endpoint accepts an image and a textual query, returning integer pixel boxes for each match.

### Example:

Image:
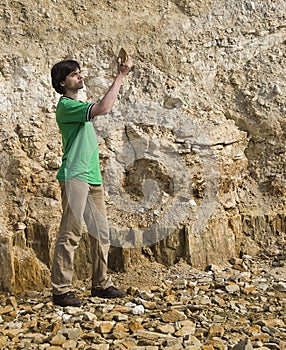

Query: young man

[50,54,131,307]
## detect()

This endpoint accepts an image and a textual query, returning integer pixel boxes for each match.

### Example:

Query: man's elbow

[101,105,112,115]
[98,100,113,115]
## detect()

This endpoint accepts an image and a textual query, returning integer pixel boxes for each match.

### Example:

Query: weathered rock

[0,0,285,299]
[231,338,254,350]
[0,232,15,293]
[161,309,187,323]
[208,324,225,338]
[95,320,115,334]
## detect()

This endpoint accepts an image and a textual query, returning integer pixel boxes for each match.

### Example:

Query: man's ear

[60,82,65,87]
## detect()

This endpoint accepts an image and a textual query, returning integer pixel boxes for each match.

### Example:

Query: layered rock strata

[0,0,285,292]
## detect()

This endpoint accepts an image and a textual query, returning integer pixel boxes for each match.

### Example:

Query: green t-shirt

[56,97,102,184]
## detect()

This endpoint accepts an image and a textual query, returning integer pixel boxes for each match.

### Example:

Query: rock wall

[0,0,285,292]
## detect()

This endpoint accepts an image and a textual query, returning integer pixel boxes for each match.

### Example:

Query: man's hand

[90,55,132,117]
[117,55,132,76]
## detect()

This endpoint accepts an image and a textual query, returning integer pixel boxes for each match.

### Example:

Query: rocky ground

[0,240,285,350]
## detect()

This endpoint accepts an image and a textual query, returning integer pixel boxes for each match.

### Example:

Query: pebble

[0,254,285,349]
[132,305,145,315]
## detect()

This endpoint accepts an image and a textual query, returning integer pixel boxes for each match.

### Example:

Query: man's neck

[63,90,79,100]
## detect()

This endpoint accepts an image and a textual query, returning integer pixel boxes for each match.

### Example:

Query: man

[50,54,131,307]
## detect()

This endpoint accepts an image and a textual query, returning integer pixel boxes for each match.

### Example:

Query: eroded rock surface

[0,0,285,292]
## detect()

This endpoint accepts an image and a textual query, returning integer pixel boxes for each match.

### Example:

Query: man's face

[62,69,84,92]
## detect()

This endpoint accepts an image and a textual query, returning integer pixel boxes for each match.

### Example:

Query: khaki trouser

[51,178,113,295]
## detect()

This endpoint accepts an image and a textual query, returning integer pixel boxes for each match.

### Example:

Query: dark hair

[51,60,80,94]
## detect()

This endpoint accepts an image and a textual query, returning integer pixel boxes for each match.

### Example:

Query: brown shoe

[91,286,126,298]
[52,291,82,307]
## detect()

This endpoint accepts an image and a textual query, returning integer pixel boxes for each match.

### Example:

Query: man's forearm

[90,72,124,117]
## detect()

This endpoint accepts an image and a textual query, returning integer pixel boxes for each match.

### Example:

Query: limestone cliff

[0,0,285,292]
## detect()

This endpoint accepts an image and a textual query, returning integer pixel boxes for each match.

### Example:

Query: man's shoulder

[57,97,93,110]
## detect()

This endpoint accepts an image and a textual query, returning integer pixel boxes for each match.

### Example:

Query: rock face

[0,0,285,292]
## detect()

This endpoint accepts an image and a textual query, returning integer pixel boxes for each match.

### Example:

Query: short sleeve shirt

[56,97,102,184]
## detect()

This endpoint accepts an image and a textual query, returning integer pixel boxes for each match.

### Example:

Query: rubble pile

[1,248,285,350]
